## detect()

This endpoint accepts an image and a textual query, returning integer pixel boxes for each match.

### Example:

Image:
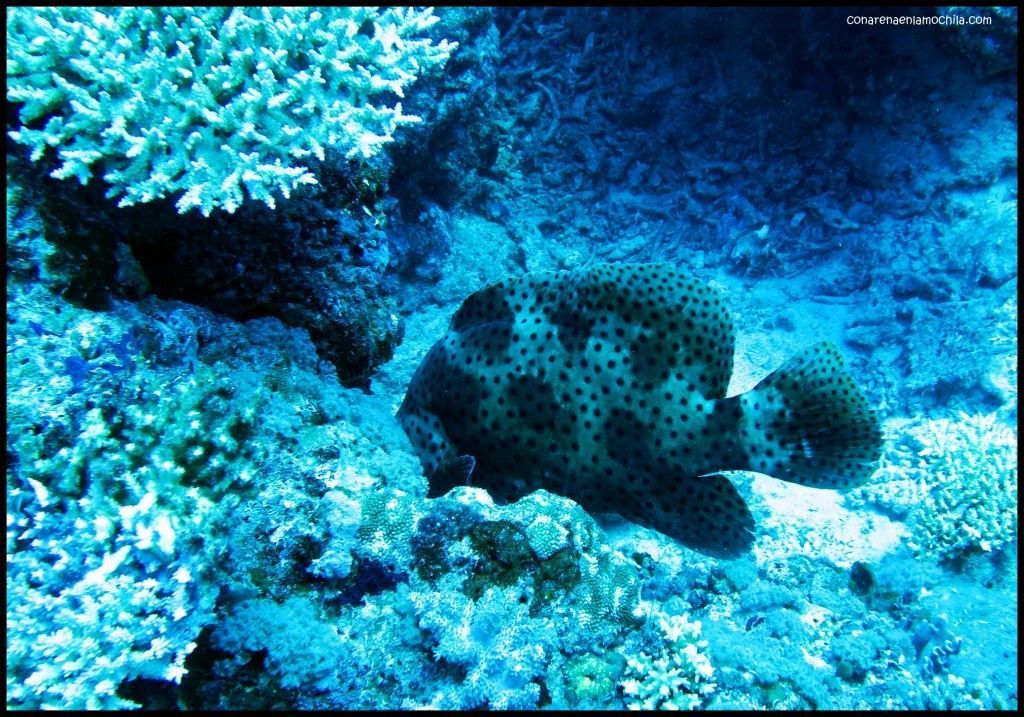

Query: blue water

[6,7,1017,710]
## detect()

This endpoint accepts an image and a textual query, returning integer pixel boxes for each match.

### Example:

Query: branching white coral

[6,484,215,709]
[7,7,457,215]
[619,605,716,710]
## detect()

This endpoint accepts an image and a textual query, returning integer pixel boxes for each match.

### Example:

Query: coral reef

[6,271,260,708]
[562,651,627,708]
[188,487,646,710]
[907,413,1017,562]
[5,5,465,386]
[6,185,421,706]
[411,584,555,709]
[5,6,1018,712]
[407,488,642,633]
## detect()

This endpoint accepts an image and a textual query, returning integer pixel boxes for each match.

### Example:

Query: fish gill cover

[5,6,1017,712]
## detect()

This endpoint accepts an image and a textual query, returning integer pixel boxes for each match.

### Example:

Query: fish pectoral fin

[427,455,477,498]
[651,472,755,558]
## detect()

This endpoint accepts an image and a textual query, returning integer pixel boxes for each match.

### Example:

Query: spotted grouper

[398,263,882,557]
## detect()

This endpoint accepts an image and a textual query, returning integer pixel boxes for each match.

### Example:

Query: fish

[398,263,882,557]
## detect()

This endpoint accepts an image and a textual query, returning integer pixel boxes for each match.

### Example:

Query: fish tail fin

[743,341,882,489]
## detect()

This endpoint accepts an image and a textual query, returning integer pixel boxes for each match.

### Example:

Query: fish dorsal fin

[566,263,735,400]
[449,271,564,333]
[450,280,516,332]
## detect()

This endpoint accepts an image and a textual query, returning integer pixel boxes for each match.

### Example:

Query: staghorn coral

[7,7,456,215]
[619,605,717,710]
[6,486,217,709]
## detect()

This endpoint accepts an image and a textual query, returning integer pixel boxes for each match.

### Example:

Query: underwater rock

[849,561,875,596]
[19,176,403,387]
